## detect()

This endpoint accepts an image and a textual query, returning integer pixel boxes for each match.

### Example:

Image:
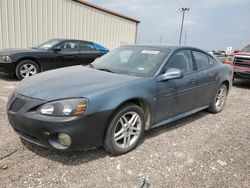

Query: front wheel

[104,103,145,155]
[208,84,228,113]
[15,60,40,80]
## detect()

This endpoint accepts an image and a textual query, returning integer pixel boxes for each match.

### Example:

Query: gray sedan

[7,45,233,155]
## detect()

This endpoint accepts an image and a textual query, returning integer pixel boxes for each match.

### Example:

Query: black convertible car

[0,39,108,79]
[7,45,233,155]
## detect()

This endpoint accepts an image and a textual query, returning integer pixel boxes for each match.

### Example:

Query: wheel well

[222,80,229,91]
[117,99,151,130]
[16,58,41,71]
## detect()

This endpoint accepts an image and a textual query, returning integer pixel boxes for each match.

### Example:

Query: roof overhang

[73,0,140,23]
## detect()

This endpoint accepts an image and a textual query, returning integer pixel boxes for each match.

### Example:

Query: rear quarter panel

[213,59,233,95]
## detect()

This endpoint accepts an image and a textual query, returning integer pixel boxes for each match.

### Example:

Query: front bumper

[7,93,112,151]
[0,62,15,76]
[234,71,250,79]
[224,62,250,79]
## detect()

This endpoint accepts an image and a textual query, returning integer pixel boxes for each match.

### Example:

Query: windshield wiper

[87,64,115,73]
[97,68,114,73]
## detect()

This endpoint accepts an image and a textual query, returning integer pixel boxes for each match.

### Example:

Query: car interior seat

[65,43,72,49]
[169,54,187,72]
[130,54,150,67]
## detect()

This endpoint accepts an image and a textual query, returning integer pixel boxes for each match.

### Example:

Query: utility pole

[160,35,162,44]
[178,7,190,45]
[184,30,187,45]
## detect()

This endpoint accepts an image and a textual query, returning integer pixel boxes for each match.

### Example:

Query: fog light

[58,133,71,147]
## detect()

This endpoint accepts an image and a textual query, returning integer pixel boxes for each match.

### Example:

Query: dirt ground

[0,73,249,188]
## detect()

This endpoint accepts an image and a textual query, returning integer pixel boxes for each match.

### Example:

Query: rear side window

[79,42,95,51]
[192,51,212,70]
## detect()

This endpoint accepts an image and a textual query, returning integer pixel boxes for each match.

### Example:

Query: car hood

[233,52,250,56]
[16,66,140,101]
[0,48,44,55]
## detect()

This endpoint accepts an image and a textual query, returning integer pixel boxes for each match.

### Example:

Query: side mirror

[234,50,240,53]
[53,46,61,53]
[157,68,183,82]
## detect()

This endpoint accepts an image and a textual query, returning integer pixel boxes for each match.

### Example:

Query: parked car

[218,51,227,57]
[208,50,226,57]
[7,45,233,155]
[225,44,250,80]
[0,39,109,79]
[208,50,220,57]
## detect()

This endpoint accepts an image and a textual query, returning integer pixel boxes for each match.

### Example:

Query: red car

[225,44,250,80]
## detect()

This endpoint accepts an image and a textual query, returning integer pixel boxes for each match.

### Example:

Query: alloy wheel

[215,87,226,110]
[113,111,142,149]
[20,63,37,78]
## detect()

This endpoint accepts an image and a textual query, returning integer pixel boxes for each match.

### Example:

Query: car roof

[51,38,92,43]
[123,44,203,51]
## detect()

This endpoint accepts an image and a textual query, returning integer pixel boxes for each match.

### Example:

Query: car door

[54,41,80,68]
[192,50,218,107]
[78,41,103,65]
[155,50,198,123]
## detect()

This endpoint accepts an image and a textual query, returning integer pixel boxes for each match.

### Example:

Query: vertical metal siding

[0,0,137,49]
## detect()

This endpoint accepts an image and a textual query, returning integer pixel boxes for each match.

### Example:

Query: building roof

[73,0,140,23]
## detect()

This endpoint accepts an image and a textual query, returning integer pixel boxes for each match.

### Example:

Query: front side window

[57,41,78,52]
[91,47,170,77]
[166,50,194,73]
[192,51,211,70]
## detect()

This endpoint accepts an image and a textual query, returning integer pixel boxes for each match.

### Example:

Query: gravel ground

[0,73,249,188]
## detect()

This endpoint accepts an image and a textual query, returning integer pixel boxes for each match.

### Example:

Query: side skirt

[151,105,209,129]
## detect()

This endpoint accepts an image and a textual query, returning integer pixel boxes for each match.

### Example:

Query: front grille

[14,128,38,141]
[234,57,250,68]
[10,98,26,112]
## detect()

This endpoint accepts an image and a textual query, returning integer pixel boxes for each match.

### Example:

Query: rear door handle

[189,79,196,84]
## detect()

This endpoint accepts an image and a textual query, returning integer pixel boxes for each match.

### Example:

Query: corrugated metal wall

[0,0,138,49]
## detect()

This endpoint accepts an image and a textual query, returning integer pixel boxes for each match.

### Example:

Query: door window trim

[160,49,197,76]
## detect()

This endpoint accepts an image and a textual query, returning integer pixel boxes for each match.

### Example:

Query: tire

[208,84,228,114]
[15,60,40,80]
[104,103,145,155]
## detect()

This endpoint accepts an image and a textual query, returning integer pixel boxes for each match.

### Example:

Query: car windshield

[91,46,170,77]
[241,46,250,53]
[33,39,61,50]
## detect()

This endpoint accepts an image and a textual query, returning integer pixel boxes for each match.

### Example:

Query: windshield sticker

[138,67,145,71]
[141,50,160,55]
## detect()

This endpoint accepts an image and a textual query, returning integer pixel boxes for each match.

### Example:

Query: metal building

[0,0,140,49]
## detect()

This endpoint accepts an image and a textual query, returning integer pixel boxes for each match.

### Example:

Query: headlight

[38,98,88,116]
[226,56,234,63]
[1,55,12,63]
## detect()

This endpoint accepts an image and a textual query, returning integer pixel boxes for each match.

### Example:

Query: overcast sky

[88,0,250,51]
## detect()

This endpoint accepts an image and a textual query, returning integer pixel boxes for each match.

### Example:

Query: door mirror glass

[53,46,61,53]
[157,68,183,82]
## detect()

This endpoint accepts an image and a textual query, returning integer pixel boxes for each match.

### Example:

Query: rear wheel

[15,60,40,80]
[104,103,145,155]
[208,84,228,113]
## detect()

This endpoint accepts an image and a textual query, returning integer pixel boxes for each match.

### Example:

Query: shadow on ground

[0,73,19,82]
[233,79,250,89]
[22,110,209,165]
